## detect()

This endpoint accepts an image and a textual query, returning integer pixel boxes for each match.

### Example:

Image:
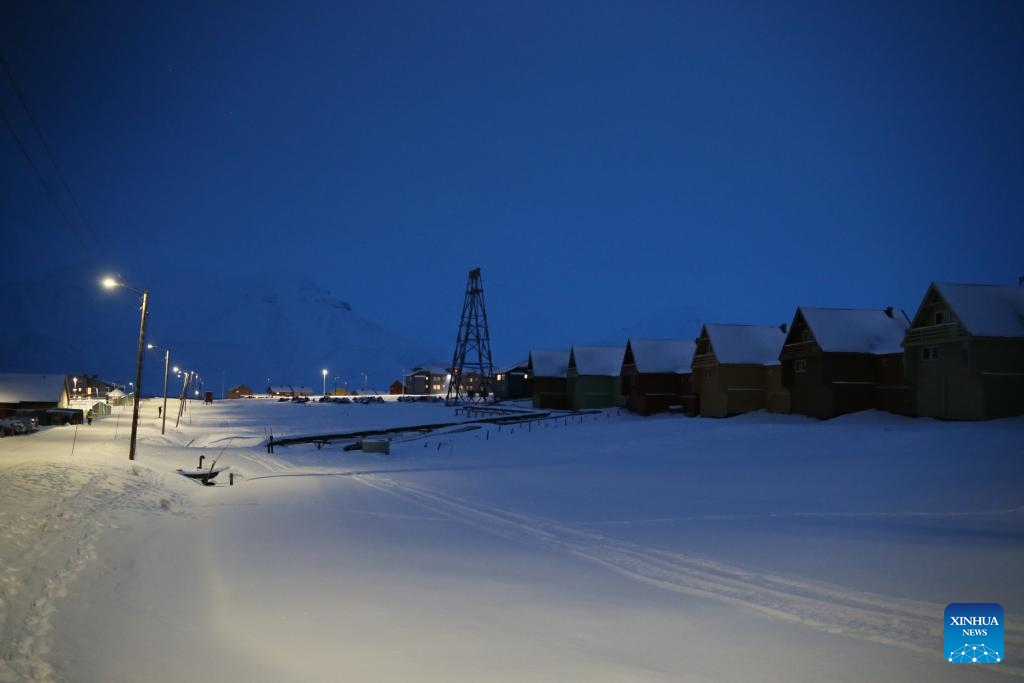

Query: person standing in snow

[158,406,162,418]
[86,408,94,425]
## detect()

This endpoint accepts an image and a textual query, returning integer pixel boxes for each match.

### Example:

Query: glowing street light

[101,275,149,461]
[322,368,328,396]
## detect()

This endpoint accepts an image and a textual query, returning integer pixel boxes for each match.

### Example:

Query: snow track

[0,461,178,682]
[353,473,1024,676]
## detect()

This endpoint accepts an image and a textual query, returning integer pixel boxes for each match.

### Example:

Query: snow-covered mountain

[1,269,442,396]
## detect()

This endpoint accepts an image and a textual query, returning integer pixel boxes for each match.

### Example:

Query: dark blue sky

[2,1,1022,365]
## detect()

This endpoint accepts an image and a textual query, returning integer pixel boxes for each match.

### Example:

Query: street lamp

[102,275,149,461]
[148,343,171,435]
[322,368,328,396]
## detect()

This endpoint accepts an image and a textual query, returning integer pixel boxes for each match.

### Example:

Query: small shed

[528,350,570,409]
[621,339,697,416]
[903,282,1024,420]
[781,307,912,418]
[567,345,626,410]
[691,324,787,417]
[227,384,255,399]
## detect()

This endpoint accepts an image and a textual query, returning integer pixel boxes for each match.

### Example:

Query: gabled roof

[529,349,570,378]
[0,373,66,404]
[626,339,695,374]
[408,365,450,377]
[495,359,529,375]
[795,307,910,354]
[931,283,1024,339]
[569,345,626,376]
[703,324,784,365]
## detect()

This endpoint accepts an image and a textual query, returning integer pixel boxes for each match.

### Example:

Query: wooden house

[528,350,570,409]
[494,360,531,400]
[389,380,404,395]
[780,307,913,418]
[267,385,314,398]
[567,345,626,410]
[620,339,696,416]
[226,384,254,399]
[903,282,1024,420]
[691,324,787,417]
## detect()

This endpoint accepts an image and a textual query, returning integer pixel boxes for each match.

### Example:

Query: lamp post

[322,369,328,397]
[102,276,149,461]
[148,343,171,435]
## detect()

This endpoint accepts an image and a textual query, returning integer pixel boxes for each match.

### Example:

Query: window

[934,310,947,325]
[703,368,712,379]
[800,329,812,343]
[794,359,807,373]
[922,347,941,361]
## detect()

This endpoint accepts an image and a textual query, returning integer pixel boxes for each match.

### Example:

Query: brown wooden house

[903,282,1024,420]
[779,307,913,418]
[621,339,696,416]
[528,349,570,409]
[691,324,787,417]
[389,380,404,395]
[226,384,254,399]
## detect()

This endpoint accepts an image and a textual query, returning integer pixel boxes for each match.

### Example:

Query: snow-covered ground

[1,398,1022,682]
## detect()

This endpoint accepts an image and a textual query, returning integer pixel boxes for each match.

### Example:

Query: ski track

[353,473,1024,677]
[0,461,181,682]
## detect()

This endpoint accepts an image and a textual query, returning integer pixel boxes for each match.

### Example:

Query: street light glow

[101,276,119,289]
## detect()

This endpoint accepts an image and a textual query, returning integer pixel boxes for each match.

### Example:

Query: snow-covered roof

[797,307,910,355]
[570,346,626,376]
[107,388,127,398]
[627,339,695,374]
[495,360,529,375]
[408,365,450,377]
[934,283,1024,339]
[704,324,785,365]
[0,373,66,404]
[529,350,570,378]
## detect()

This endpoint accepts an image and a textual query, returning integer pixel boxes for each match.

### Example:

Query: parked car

[0,417,26,436]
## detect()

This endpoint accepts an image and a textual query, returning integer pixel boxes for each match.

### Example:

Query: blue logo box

[945,603,1003,664]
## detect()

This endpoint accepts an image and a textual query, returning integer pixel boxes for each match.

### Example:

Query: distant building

[567,345,626,410]
[389,380,404,395]
[404,365,450,395]
[903,282,1024,420]
[267,385,314,397]
[227,384,255,399]
[0,373,71,415]
[528,350,570,409]
[494,360,530,400]
[780,307,913,418]
[691,324,788,417]
[621,339,696,416]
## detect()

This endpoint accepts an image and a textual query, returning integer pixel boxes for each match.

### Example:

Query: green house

[567,345,626,410]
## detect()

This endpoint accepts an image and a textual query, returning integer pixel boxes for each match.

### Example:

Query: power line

[0,53,95,232]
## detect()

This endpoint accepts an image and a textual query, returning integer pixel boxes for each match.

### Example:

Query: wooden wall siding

[624,372,685,416]
[568,375,624,410]
[905,338,1024,419]
[532,376,569,409]
[694,365,770,417]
